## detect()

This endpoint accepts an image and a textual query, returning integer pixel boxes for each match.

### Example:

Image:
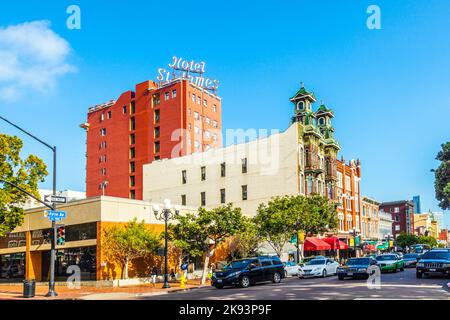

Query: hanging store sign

[156,56,219,91]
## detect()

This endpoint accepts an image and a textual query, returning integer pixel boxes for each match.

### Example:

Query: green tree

[417,235,438,248]
[255,196,295,257]
[169,204,244,284]
[227,217,262,260]
[394,233,418,248]
[432,142,450,210]
[255,195,338,258]
[102,219,160,279]
[0,134,47,237]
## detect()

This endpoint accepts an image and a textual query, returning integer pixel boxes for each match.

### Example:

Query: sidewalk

[0,280,207,300]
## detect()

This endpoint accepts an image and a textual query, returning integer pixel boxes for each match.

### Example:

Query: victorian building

[143,85,363,240]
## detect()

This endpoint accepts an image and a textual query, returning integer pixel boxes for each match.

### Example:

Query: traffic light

[56,226,65,245]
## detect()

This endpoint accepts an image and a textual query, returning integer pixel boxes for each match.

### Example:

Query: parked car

[416,248,450,279]
[211,256,285,289]
[283,261,301,277]
[337,257,379,280]
[299,258,339,278]
[403,253,421,268]
[375,254,405,273]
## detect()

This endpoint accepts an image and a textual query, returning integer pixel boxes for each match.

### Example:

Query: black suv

[416,248,450,278]
[211,256,285,289]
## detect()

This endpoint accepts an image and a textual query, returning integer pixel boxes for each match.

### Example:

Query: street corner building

[142,84,365,245]
[0,196,196,283]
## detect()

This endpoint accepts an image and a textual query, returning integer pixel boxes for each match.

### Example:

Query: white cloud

[0,20,75,102]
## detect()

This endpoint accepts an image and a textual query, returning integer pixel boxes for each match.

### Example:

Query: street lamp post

[0,116,58,297]
[153,199,181,289]
[385,233,392,252]
[349,228,359,257]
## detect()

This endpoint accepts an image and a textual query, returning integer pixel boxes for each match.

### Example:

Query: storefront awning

[304,237,332,251]
[322,237,349,250]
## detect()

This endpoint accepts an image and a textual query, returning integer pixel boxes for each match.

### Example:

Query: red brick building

[81,78,222,200]
[379,200,415,238]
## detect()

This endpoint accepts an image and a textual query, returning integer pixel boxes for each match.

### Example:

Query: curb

[136,285,208,298]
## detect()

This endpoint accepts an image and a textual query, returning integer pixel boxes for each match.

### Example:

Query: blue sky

[0,0,449,227]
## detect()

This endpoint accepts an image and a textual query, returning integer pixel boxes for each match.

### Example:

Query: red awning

[365,244,376,251]
[322,237,348,250]
[304,237,332,251]
[338,241,349,250]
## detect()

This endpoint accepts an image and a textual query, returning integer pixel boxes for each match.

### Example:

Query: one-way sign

[44,195,67,204]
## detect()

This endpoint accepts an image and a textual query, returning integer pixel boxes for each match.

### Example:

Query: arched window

[319,117,325,126]
[307,176,313,194]
[297,101,304,111]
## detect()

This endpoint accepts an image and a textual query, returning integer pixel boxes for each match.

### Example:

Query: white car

[283,261,301,277]
[299,258,340,278]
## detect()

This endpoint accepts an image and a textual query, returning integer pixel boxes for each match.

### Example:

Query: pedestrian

[181,261,189,279]
[151,266,158,287]
[170,269,176,281]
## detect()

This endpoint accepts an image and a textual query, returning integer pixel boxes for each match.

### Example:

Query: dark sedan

[403,253,421,268]
[337,257,380,280]
[416,249,450,278]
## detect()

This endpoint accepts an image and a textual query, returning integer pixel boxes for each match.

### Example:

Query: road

[137,269,450,300]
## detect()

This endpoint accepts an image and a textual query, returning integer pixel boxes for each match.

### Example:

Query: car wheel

[239,276,251,288]
[416,272,422,279]
[215,284,224,289]
[393,267,397,273]
[322,269,327,278]
[273,272,282,284]
[400,266,404,272]
[284,270,288,278]
[338,275,345,280]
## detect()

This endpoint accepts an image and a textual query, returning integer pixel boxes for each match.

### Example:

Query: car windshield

[376,255,396,261]
[306,260,326,265]
[224,260,252,269]
[421,252,450,260]
[403,254,418,259]
[347,258,370,266]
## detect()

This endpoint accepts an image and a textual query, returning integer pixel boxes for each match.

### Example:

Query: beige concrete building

[378,209,393,240]
[361,197,380,240]
[414,212,440,238]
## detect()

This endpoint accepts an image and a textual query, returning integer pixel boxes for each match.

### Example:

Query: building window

[345,176,351,190]
[337,172,343,188]
[130,162,135,173]
[307,176,313,194]
[327,182,333,199]
[213,133,218,142]
[221,163,226,177]
[396,216,400,222]
[197,96,201,104]
[107,111,112,119]
[172,89,177,98]
[200,166,206,181]
[394,207,400,213]
[192,94,196,103]
[194,140,200,150]
[194,112,199,120]
[154,127,160,138]
[194,126,200,134]
[242,185,248,201]
[131,102,135,114]
[205,117,211,125]
[100,113,105,122]
[130,190,136,200]
[242,158,248,174]
[213,120,218,128]
[213,105,217,112]
[100,128,106,136]
[203,99,207,106]
[130,176,135,187]
[130,117,136,131]
[164,92,170,101]
[220,189,226,204]
[130,147,135,159]
[154,141,160,153]
[181,195,186,206]
[122,106,127,114]
[153,94,160,106]
[130,133,135,145]
[182,170,187,184]
[362,206,366,217]
[155,109,160,123]
[204,131,211,139]
[201,192,206,206]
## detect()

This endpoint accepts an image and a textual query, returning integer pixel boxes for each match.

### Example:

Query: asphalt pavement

[136,269,450,300]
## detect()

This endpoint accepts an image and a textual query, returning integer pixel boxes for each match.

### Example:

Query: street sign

[45,210,67,222]
[44,195,67,204]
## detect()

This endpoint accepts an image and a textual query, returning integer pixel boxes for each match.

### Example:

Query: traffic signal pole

[0,116,58,297]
